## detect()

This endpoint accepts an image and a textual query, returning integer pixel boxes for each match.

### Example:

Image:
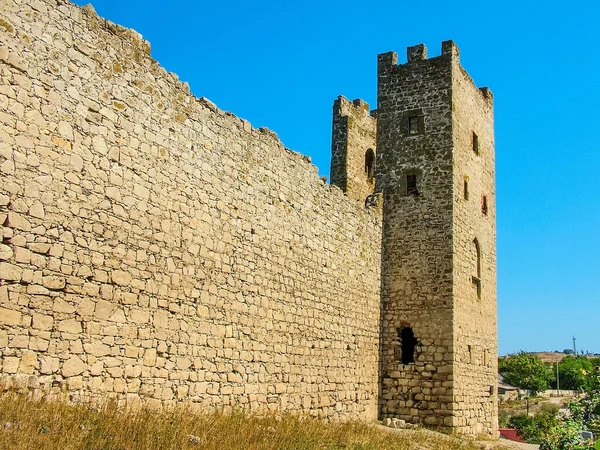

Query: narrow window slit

[408,117,420,135]
[406,174,418,195]
[365,148,375,180]
[472,238,482,299]
[472,132,479,155]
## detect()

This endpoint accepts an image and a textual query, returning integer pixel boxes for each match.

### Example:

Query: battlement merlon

[333,95,374,119]
[377,41,459,70]
[441,40,460,59]
[377,41,493,106]
[407,43,428,62]
[478,87,494,102]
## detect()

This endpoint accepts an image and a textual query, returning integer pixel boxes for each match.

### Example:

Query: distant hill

[500,351,599,364]
[534,352,569,364]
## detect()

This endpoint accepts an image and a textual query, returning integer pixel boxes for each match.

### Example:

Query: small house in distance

[498,374,519,402]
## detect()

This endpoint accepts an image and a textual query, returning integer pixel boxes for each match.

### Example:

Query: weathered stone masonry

[0,0,497,436]
[0,0,382,420]
[375,43,497,435]
[330,97,376,205]
[330,43,497,434]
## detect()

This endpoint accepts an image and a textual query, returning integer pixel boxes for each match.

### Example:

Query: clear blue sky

[73,0,600,356]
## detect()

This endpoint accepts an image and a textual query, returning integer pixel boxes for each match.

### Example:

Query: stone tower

[375,41,497,435]
[330,96,377,203]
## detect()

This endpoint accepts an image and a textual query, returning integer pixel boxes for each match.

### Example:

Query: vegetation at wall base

[0,392,513,450]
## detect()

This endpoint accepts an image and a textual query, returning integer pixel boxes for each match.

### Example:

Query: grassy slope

[499,396,567,421]
[0,393,517,450]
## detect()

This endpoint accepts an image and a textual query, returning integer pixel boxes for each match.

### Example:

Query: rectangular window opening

[472,276,482,299]
[482,195,488,216]
[406,174,418,195]
[472,132,479,155]
[463,178,469,200]
[408,116,420,135]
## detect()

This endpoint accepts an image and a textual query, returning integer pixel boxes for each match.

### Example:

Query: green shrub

[539,384,600,450]
[508,411,558,444]
[540,402,560,415]
[498,411,511,428]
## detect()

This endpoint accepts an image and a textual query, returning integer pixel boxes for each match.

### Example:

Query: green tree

[500,352,552,415]
[500,351,552,395]
[557,356,596,391]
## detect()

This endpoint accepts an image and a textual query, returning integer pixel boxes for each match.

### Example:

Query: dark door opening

[398,327,417,365]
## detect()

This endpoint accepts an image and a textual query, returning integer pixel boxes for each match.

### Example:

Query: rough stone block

[7,212,31,231]
[84,342,111,357]
[90,361,103,376]
[58,121,74,140]
[3,357,20,374]
[111,270,132,286]
[14,247,31,264]
[0,307,22,326]
[0,244,13,261]
[143,348,156,367]
[130,309,149,324]
[42,276,66,290]
[9,335,29,348]
[32,313,53,331]
[28,202,45,219]
[0,262,22,281]
[62,356,86,377]
[58,319,82,334]
[94,299,115,320]
[19,352,39,374]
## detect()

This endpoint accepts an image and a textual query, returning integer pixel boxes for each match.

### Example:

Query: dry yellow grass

[0,392,513,450]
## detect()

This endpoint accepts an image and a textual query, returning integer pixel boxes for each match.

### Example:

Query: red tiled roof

[499,428,526,442]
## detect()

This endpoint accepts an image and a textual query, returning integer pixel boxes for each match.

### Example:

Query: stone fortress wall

[0,0,499,436]
[0,0,383,420]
